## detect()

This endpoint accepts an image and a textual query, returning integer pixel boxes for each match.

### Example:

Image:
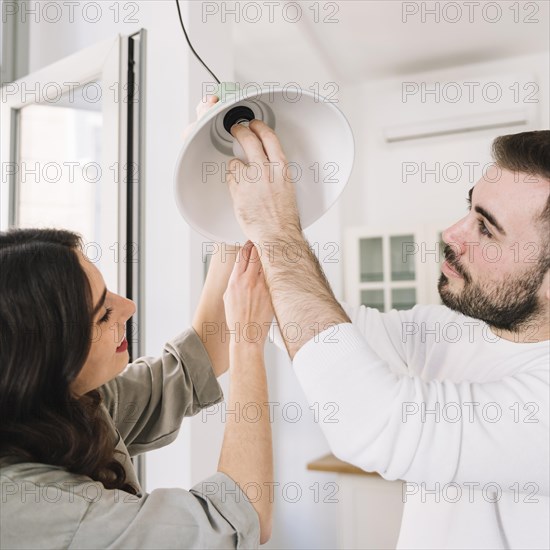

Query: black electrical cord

[175,0,220,84]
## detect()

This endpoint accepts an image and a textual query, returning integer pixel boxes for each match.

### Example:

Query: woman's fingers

[232,241,264,279]
[247,242,263,276]
[196,94,219,118]
[184,96,219,141]
[233,240,253,276]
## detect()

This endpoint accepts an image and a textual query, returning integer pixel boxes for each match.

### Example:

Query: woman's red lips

[116,337,128,353]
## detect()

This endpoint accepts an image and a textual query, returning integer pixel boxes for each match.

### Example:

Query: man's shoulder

[344,301,464,325]
[403,303,466,323]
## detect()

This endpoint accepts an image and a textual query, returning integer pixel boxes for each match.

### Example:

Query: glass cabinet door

[391,288,417,310]
[390,234,415,281]
[359,237,383,282]
[357,232,420,312]
[361,289,385,311]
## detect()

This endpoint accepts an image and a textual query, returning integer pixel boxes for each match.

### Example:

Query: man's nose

[442,219,467,256]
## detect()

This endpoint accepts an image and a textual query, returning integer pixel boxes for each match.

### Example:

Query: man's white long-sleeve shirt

[275,304,549,549]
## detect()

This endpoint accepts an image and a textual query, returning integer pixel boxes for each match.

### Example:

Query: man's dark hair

[492,130,550,270]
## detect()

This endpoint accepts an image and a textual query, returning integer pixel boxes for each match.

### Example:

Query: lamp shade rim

[174,86,355,242]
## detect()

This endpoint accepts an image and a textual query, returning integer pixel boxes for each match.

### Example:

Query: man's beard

[438,245,546,332]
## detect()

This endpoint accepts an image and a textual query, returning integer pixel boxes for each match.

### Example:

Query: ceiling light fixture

[173,0,355,243]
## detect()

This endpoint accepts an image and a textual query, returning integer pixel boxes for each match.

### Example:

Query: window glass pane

[391,288,416,310]
[18,103,101,239]
[359,238,383,282]
[390,234,415,281]
[16,82,112,275]
[361,289,384,311]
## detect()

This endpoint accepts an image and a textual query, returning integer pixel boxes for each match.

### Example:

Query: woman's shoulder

[1,460,101,503]
[1,461,96,548]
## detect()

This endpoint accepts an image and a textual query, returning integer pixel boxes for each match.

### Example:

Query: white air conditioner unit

[384,108,531,143]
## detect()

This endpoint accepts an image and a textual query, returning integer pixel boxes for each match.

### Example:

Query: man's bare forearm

[258,229,350,359]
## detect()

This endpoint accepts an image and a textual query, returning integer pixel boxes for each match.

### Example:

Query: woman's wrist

[229,339,267,354]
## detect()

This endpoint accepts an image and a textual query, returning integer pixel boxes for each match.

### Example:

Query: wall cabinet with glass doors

[344,226,446,311]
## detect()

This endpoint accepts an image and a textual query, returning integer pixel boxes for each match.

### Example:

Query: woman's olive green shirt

[0,328,260,549]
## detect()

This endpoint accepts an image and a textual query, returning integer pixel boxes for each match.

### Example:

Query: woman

[0,99,273,548]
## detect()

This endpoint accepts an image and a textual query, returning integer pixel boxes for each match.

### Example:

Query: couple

[1,95,548,549]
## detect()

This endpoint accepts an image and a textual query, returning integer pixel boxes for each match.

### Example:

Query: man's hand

[225,119,349,359]
[227,120,302,243]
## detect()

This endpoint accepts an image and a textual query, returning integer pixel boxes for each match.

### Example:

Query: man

[225,126,550,550]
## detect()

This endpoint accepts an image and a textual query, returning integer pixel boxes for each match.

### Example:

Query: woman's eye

[478,220,492,238]
[100,307,113,324]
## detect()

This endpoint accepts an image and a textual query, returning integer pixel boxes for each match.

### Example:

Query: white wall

[343,52,550,232]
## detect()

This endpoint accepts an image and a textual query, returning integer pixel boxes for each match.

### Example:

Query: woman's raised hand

[182,94,219,140]
[223,241,274,348]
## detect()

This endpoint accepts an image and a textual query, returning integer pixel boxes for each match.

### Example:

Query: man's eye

[100,307,113,323]
[478,220,492,238]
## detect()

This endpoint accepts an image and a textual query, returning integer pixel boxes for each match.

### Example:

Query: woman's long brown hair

[0,227,137,494]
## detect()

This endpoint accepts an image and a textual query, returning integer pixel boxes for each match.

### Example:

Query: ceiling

[232,0,550,85]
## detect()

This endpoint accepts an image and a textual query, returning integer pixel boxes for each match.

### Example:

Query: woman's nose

[127,299,137,318]
[121,297,137,320]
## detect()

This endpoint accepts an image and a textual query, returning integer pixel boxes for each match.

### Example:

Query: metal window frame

[0,29,148,489]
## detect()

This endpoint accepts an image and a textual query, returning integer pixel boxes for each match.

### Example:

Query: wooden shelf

[307,453,380,477]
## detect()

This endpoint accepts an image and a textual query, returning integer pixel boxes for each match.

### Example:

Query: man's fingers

[248,120,288,165]
[226,158,246,189]
[230,123,269,165]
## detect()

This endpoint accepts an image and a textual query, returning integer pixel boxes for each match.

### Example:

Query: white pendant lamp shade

[174,84,355,243]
